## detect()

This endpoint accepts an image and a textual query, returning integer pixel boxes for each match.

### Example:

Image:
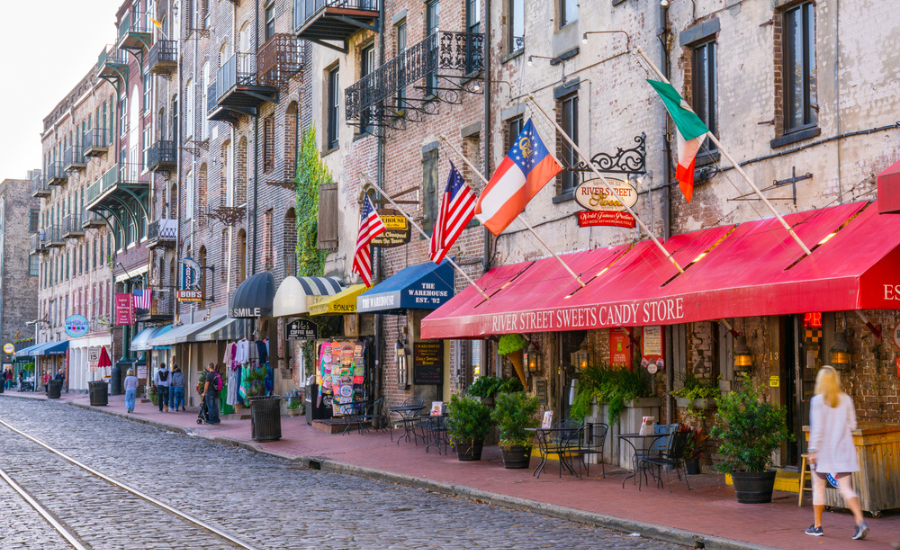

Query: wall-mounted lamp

[581,30,632,51]
[830,331,851,370]
[573,339,590,371]
[660,0,669,6]
[733,335,752,368]
[524,342,541,373]
[527,55,562,67]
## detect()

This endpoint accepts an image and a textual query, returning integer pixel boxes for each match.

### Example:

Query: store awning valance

[422,201,900,339]
[149,316,225,346]
[357,260,454,314]
[877,158,900,213]
[15,342,43,356]
[273,276,343,318]
[131,325,172,351]
[195,316,250,342]
[309,284,368,316]
[230,272,276,318]
[30,341,69,356]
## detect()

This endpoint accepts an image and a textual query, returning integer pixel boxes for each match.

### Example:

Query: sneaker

[806,525,824,537]
[852,521,869,540]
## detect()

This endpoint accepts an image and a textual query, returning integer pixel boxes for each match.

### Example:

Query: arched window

[185,170,194,221]
[236,137,247,206]
[283,208,297,277]
[237,229,247,284]
[198,164,208,223]
[199,246,208,307]
[169,183,178,219]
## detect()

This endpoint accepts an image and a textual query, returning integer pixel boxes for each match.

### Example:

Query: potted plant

[447,394,493,461]
[467,376,523,408]
[148,383,158,407]
[682,426,709,475]
[710,385,792,503]
[670,373,720,416]
[287,399,304,417]
[570,363,650,424]
[491,392,541,469]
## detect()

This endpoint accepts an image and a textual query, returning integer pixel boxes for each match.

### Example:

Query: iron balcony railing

[345,31,484,120]
[148,39,177,72]
[32,173,50,196]
[63,146,85,171]
[31,234,46,254]
[148,218,177,244]
[81,208,104,227]
[257,34,304,90]
[44,226,63,244]
[216,53,259,101]
[97,45,128,71]
[136,291,176,318]
[83,128,108,155]
[86,163,148,204]
[118,11,151,41]
[294,0,380,30]
[46,161,67,185]
[62,214,83,236]
[146,140,177,170]
[206,82,218,113]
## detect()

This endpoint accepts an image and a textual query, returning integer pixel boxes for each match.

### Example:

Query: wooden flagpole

[524,97,685,274]
[634,47,812,256]
[359,172,491,301]
[438,135,587,287]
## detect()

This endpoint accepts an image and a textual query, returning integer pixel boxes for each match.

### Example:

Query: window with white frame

[185,78,194,139]
[201,62,209,140]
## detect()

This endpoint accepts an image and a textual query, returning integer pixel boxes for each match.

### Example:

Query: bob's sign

[575,178,637,212]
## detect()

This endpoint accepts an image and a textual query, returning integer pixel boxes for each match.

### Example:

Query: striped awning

[273,276,343,317]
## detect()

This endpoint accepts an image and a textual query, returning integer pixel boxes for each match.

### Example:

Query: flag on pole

[475,119,562,235]
[150,18,163,29]
[647,80,709,203]
[133,288,152,310]
[429,163,476,264]
[352,195,387,286]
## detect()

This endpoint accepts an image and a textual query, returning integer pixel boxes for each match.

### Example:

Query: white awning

[274,276,343,317]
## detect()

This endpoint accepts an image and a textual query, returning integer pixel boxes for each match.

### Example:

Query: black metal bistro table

[422,413,450,454]
[388,405,426,445]
[337,400,368,435]
[526,427,584,478]
[617,433,669,488]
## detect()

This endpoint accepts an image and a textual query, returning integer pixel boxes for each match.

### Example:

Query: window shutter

[317,182,338,249]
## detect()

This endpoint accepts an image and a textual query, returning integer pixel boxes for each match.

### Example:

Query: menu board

[413,341,443,385]
[287,319,318,341]
[317,339,366,416]
[535,379,548,405]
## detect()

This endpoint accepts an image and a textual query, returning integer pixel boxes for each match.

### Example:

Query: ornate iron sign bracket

[207,206,247,226]
[570,133,646,175]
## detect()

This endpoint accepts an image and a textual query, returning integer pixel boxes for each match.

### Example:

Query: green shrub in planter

[491,392,540,469]
[447,394,493,461]
[570,363,649,423]
[467,376,523,398]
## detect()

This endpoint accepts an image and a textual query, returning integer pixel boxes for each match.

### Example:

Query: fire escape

[295,0,380,54]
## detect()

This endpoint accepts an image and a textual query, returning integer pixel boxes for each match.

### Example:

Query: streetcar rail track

[0,418,261,550]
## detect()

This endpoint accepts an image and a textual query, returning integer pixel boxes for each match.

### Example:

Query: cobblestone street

[0,398,687,550]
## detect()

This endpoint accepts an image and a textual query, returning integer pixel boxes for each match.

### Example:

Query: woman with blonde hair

[123,368,139,414]
[806,365,868,540]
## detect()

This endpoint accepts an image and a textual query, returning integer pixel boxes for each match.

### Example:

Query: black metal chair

[575,422,609,478]
[391,396,426,445]
[534,419,584,478]
[356,397,385,435]
[638,429,693,492]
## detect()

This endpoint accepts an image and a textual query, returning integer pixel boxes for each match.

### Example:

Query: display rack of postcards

[317,340,366,416]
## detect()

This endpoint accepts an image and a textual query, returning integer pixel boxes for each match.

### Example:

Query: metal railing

[148,218,177,243]
[148,39,177,70]
[136,291,176,318]
[216,53,258,101]
[118,11,151,41]
[43,226,63,243]
[32,174,49,195]
[295,0,380,30]
[345,31,484,120]
[146,140,177,169]
[62,214,83,235]
[97,45,128,70]
[206,82,218,113]
[83,128,107,152]
[257,34,304,89]
[63,146,85,169]
[81,209,103,227]
[86,163,149,204]
[45,161,66,184]
[31,234,46,253]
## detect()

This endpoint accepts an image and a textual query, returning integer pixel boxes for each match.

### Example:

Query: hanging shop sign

[177,290,204,302]
[575,178,638,212]
[65,315,90,338]
[641,325,664,373]
[371,210,411,248]
[286,319,318,341]
[610,330,632,370]
[577,211,636,228]
[413,341,443,385]
[3,343,13,354]
[115,294,135,326]
[181,257,202,292]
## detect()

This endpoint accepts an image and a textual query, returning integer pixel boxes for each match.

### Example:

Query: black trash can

[89,381,109,406]
[47,379,62,399]
[249,396,282,441]
[109,362,127,396]
[0,380,4,393]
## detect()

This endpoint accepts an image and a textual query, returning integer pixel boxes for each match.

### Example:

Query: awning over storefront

[877,158,900,214]
[195,316,251,342]
[149,316,225,347]
[131,325,173,351]
[26,341,70,356]
[230,272,275,318]
[15,342,43,356]
[422,201,900,339]
[273,276,343,317]
[357,260,454,314]
[309,284,368,316]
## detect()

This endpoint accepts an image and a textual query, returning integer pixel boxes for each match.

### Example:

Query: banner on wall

[609,330,632,370]
[641,325,665,373]
[115,294,135,326]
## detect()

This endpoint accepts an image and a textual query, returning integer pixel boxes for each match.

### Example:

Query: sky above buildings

[0,0,124,180]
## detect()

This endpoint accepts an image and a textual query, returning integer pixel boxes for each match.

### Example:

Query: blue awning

[131,325,173,351]
[357,260,455,314]
[15,343,43,356]
[32,341,69,356]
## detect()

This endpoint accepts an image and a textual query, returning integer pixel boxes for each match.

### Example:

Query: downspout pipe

[659,1,675,426]
[374,2,386,403]
[482,0,492,277]
[251,0,261,276]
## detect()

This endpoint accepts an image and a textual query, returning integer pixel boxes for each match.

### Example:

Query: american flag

[133,288,152,310]
[430,163,476,264]
[352,195,387,286]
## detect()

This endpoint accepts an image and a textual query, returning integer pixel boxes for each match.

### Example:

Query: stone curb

[1,394,778,550]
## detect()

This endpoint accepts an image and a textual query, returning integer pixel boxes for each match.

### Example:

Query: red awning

[421,201,900,339]
[877,158,900,214]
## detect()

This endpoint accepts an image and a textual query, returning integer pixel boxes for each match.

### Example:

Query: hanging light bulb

[582,33,589,44]
[527,56,534,67]
[660,0,669,6]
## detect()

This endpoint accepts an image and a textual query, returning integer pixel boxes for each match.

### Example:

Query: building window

[783,2,817,132]
[425,0,439,96]
[395,21,407,111]
[265,3,276,41]
[29,209,39,232]
[327,67,340,150]
[360,44,376,133]
[465,0,480,71]
[185,79,195,139]
[143,71,152,114]
[422,148,439,233]
[509,0,524,54]
[506,116,524,152]
[263,115,275,172]
[560,0,577,27]
[143,126,153,170]
[558,93,579,193]
[692,40,717,153]
[120,96,128,136]
[28,255,39,277]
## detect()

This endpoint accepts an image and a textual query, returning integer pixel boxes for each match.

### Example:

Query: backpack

[159,370,168,382]
[215,373,223,392]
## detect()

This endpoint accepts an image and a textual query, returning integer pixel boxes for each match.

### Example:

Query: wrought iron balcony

[258,34,304,91]
[84,128,109,157]
[149,39,177,75]
[345,31,484,122]
[30,234,47,255]
[146,140,177,171]
[147,218,177,249]
[135,290,176,322]
[85,163,150,211]
[32,173,50,198]
[62,214,84,238]
[63,146,86,172]
[97,46,128,78]
[206,82,218,116]
[44,226,64,248]
[208,53,278,123]
[295,0,380,52]
[118,12,153,51]
[46,161,67,186]
[81,208,105,228]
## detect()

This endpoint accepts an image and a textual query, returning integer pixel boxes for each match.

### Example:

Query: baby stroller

[197,400,210,424]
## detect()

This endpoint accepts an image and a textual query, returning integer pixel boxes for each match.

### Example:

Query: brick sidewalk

[5,391,898,550]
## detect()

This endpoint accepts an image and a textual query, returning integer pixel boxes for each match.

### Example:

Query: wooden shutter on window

[317,182,338,249]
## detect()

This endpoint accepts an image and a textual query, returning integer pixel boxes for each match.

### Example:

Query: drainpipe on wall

[659,0,675,426]
[250,0,260,276]
[374,0,386,404]
[482,0,492,375]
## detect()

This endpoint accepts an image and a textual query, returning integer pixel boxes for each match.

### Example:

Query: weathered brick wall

[0,179,40,349]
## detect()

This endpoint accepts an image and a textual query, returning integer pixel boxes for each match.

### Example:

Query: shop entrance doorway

[783,313,822,467]
[558,331,586,421]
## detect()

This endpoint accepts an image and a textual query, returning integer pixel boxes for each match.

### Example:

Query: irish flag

[647,80,709,203]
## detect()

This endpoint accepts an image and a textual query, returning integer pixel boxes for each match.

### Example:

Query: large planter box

[586,397,662,469]
[676,397,718,410]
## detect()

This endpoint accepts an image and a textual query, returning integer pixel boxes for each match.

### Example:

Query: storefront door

[783,313,823,466]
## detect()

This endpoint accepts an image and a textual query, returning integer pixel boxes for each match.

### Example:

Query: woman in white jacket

[806,365,868,540]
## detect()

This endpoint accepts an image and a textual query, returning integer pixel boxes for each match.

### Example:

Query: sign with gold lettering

[371,209,411,248]
[574,178,638,212]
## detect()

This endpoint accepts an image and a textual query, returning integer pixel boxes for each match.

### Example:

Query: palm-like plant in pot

[710,385,792,503]
[447,394,493,461]
[491,392,541,469]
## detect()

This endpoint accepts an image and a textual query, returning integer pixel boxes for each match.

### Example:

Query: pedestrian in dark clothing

[170,366,186,411]
[202,363,221,424]
[154,363,171,412]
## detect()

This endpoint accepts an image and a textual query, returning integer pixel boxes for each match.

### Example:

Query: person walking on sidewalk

[154,363,171,412]
[202,363,221,425]
[806,365,868,540]
[124,369,139,413]
[170,365,186,412]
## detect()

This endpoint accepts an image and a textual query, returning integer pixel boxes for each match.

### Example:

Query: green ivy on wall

[294,127,331,279]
